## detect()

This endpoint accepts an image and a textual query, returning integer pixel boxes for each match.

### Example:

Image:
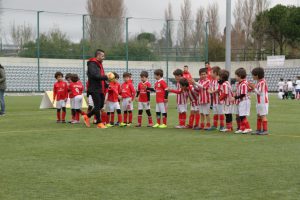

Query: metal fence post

[125,17,132,72]
[36,11,43,92]
[205,21,210,63]
[82,14,87,88]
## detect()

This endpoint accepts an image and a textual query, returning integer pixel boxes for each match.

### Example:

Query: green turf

[0,95,299,200]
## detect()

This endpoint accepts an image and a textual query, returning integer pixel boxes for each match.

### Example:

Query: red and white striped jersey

[220,81,233,105]
[236,80,249,104]
[254,79,269,104]
[195,79,210,104]
[210,79,221,104]
[175,82,188,105]
[187,86,199,107]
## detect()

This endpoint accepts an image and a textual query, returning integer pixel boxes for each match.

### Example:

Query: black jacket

[87,60,108,93]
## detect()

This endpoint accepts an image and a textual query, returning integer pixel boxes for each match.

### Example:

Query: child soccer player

[120,72,136,127]
[231,78,240,131]
[69,74,84,124]
[219,69,234,132]
[53,71,68,123]
[192,68,211,130]
[249,67,269,135]
[106,72,123,127]
[149,69,169,128]
[233,68,252,134]
[65,73,74,123]
[135,71,153,127]
[169,69,188,129]
[208,66,225,131]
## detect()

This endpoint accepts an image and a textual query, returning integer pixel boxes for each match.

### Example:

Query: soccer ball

[107,72,115,81]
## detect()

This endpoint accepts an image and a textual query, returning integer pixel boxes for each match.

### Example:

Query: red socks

[200,122,205,129]
[157,117,161,124]
[189,113,195,127]
[101,112,107,124]
[262,120,268,131]
[163,114,167,125]
[148,116,153,125]
[110,113,115,124]
[195,113,200,127]
[226,122,233,130]
[129,112,133,123]
[123,113,128,123]
[118,114,122,123]
[257,119,262,131]
[213,114,218,127]
[57,111,61,121]
[178,113,187,126]
[138,115,142,125]
[62,111,66,121]
[220,115,225,127]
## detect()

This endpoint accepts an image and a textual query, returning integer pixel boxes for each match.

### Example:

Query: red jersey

[169,82,188,105]
[254,79,269,104]
[137,81,151,102]
[220,81,233,106]
[195,79,210,104]
[121,82,135,100]
[236,80,249,104]
[183,71,192,79]
[210,79,221,104]
[69,81,83,97]
[53,81,68,101]
[154,78,168,103]
[107,81,121,102]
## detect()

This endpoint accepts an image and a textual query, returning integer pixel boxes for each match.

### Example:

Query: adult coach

[83,49,108,128]
[205,61,212,80]
[183,65,192,79]
[0,64,6,116]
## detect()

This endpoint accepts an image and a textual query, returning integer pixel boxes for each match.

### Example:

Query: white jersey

[287,81,294,91]
[277,81,285,91]
[296,80,300,90]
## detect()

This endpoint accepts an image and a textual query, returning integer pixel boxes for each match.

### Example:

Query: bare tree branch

[206,2,220,39]
[192,7,205,48]
[178,0,193,48]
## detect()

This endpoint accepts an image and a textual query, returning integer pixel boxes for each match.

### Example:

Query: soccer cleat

[219,127,227,132]
[185,125,193,129]
[147,124,154,127]
[193,126,202,130]
[127,123,132,126]
[235,130,243,134]
[82,115,90,128]
[56,120,61,123]
[158,124,167,129]
[135,124,142,128]
[152,123,160,128]
[242,129,253,134]
[106,123,114,128]
[251,130,262,135]
[220,128,232,133]
[97,123,107,129]
[257,131,269,135]
[114,122,120,126]
[71,121,80,124]
[175,125,185,129]
[120,122,127,127]
[206,126,217,131]
[93,119,98,124]
[61,120,66,123]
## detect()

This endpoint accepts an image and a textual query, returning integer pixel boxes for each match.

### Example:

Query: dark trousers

[87,92,104,123]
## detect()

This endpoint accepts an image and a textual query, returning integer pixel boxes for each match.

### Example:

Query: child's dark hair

[71,74,79,82]
[55,71,63,79]
[173,69,183,76]
[65,73,72,80]
[205,61,210,65]
[184,65,188,68]
[220,69,229,81]
[123,72,131,78]
[128,72,132,77]
[112,72,119,80]
[154,69,164,77]
[280,78,284,81]
[95,49,105,57]
[199,68,207,75]
[251,67,265,79]
[235,68,247,79]
[140,71,149,78]
[179,78,189,88]
[212,66,221,76]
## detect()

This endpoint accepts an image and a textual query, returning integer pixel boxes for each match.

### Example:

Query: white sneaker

[235,130,243,134]
[242,129,252,134]
[175,125,184,129]
[71,121,80,124]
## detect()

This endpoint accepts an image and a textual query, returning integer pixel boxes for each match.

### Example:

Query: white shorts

[223,105,233,114]
[177,104,187,113]
[122,97,133,111]
[138,102,150,110]
[156,103,168,113]
[232,104,239,115]
[238,99,251,116]
[199,103,210,115]
[88,95,94,107]
[107,101,120,112]
[256,103,268,116]
[74,95,83,109]
[191,105,199,111]
[70,98,75,109]
[56,100,66,109]
[213,104,224,115]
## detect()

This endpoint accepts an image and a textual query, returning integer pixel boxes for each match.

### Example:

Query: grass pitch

[0,95,299,200]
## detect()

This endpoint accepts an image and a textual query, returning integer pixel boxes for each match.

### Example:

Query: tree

[192,7,205,49]
[137,32,156,43]
[206,3,219,39]
[86,0,125,50]
[9,22,35,48]
[242,0,255,51]
[233,0,245,50]
[178,0,193,49]
[161,2,174,48]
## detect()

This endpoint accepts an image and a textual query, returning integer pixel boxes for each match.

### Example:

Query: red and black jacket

[87,58,108,93]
